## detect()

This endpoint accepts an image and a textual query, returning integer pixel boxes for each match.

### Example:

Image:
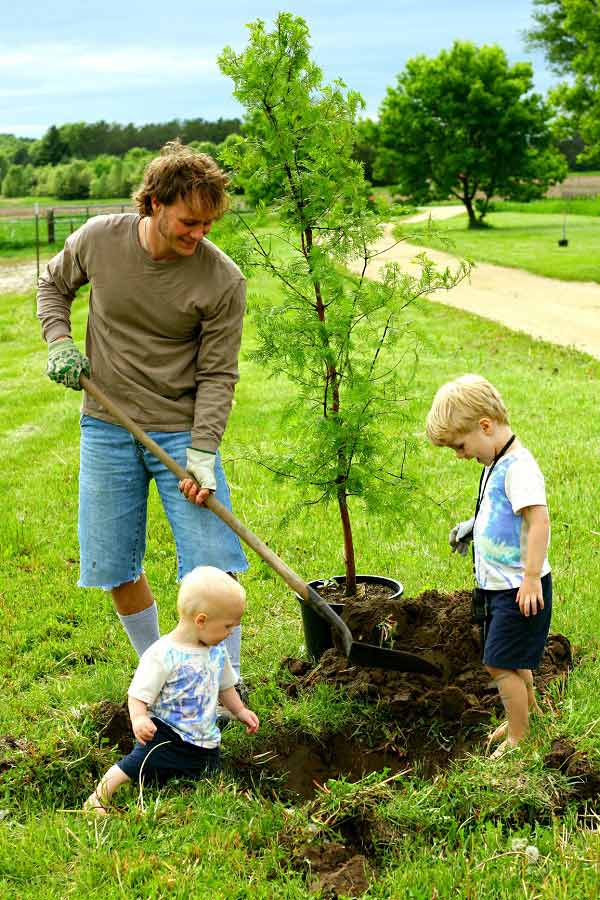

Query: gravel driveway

[350,206,600,360]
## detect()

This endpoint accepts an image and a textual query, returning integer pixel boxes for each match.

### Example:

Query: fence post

[34,203,40,315]
[47,209,55,244]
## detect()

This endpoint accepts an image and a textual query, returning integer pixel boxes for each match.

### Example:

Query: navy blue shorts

[482,573,552,670]
[117,718,220,785]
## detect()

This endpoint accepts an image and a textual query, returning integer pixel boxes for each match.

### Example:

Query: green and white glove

[186,448,217,491]
[46,338,91,390]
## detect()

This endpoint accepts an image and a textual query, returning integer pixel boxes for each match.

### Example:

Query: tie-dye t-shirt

[473,447,551,590]
[128,635,238,748]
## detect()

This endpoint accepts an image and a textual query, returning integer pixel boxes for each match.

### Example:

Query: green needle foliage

[219,13,467,594]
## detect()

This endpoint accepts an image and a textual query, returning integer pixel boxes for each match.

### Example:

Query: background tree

[526,0,600,164]
[353,119,382,184]
[218,13,465,594]
[376,41,567,227]
[1,165,25,198]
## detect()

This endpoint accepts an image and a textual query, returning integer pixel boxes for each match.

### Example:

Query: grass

[0,196,132,209]
[495,197,600,217]
[1,225,600,896]
[395,211,600,282]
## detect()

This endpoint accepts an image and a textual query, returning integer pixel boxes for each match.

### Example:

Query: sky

[1,1,554,139]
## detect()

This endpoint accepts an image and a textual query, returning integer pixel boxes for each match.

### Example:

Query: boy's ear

[194,612,208,627]
[479,416,493,434]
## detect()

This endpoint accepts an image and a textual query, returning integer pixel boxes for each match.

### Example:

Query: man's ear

[150,196,161,213]
[194,612,208,627]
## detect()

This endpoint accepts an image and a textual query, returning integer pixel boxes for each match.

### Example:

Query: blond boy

[426,375,552,757]
[85,567,259,813]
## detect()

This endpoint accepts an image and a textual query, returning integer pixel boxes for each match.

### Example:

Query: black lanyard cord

[474,433,516,522]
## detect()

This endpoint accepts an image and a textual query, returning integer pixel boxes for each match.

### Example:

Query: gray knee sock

[225,625,242,677]
[117,603,160,657]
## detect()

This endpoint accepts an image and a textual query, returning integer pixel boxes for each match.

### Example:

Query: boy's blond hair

[177,566,245,620]
[133,140,229,218]
[426,374,509,445]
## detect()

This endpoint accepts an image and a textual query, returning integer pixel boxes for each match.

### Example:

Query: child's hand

[132,715,157,745]
[236,707,260,734]
[516,576,544,617]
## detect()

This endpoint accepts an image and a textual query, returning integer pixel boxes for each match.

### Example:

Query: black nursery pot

[297,574,404,663]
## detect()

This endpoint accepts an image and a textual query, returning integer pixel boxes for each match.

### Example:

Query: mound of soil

[291,589,572,729]
[544,736,600,802]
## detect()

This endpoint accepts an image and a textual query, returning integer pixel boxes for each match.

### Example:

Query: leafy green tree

[218,13,465,594]
[34,125,69,166]
[353,118,382,183]
[376,41,567,227]
[53,160,91,200]
[1,164,25,197]
[526,0,600,163]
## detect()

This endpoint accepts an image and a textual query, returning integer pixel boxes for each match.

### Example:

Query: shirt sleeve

[191,277,246,452]
[37,225,91,343]
[219,648,239,692]
[128,642,171,706]
[505,454,547,514]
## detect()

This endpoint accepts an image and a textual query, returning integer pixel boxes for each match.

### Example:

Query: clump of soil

[296,841,370,899]
[544,736,600,802]
[296,589,572,729]
[91,701,133,755]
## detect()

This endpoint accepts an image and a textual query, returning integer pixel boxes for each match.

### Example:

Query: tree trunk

[337,485,357,597]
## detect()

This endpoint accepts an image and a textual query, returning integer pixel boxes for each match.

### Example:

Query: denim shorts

[78,415,248,590]
[117,718,220,784]
[482,573,552,670]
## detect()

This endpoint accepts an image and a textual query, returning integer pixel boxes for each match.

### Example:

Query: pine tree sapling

[219,14,466,596]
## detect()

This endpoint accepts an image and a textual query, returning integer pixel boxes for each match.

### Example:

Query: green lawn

[1,232,599,896]
[397,211,600,282]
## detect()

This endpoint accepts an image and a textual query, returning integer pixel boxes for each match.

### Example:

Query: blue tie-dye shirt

[473,447,551,590]
[128,635,238,748]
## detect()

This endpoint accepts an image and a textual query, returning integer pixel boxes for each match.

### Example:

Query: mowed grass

[1,232,600,897]
[396,210,600,283]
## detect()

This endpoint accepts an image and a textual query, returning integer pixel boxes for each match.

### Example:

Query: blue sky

[2,1,553,138]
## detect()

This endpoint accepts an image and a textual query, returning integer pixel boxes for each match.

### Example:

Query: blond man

[37,142,248,672]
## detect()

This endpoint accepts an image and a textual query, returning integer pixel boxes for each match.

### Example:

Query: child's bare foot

[489,738,519,760]
[83,791,109,816]
[485,720,508,753]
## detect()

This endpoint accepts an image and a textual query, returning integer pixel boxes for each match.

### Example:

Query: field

[1,219,600,897]
[396,211,600,283]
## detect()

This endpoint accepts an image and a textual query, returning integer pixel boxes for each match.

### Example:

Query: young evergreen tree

[219,14,466,595]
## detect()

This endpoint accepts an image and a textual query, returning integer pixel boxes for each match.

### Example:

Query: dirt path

[0,260,39,295]
[350,206,600,360]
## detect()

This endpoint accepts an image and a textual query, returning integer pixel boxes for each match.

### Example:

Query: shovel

[79,376,441,676]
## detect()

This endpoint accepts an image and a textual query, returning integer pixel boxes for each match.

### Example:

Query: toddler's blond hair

[177,566,245,620]
[426,374,509,445]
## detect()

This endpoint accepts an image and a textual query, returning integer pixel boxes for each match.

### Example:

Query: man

[37,141,248,675]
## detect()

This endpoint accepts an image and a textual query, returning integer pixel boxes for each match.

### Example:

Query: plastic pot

[297,574,404,663]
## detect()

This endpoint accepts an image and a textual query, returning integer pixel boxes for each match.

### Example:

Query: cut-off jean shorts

[78,415,248,654]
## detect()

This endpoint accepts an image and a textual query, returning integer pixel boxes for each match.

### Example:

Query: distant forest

[0,118,243,200]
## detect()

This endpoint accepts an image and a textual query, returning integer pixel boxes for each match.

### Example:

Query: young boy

[85,566,259,813]
[426,375,552,758]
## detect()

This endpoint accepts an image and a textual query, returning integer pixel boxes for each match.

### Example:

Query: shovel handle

[79,375,328,611]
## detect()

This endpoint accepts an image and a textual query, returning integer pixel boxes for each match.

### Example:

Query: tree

[376,41,567,227]
[34,125,69,166]
[353,119,382,183]
[218,14,465,595]
[1,164,25,197]
[526,0,600,163]
[53,160,91,200]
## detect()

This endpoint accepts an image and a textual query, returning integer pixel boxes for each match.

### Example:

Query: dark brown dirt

[303,589,572,729]
[298,842,370,899]
[544,736,600,802]
[91,700,133,754]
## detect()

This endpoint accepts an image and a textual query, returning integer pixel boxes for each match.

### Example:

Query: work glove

[449,517,475,556]
[186,448,217,492]
[46,338,91,390]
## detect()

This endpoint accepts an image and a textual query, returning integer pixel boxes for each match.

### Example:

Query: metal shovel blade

[347,640,442,675]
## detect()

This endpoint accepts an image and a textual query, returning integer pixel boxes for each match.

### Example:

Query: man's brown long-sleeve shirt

[37,214,246,452]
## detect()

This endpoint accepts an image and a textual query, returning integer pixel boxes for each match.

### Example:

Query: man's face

[151,195,216,258]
